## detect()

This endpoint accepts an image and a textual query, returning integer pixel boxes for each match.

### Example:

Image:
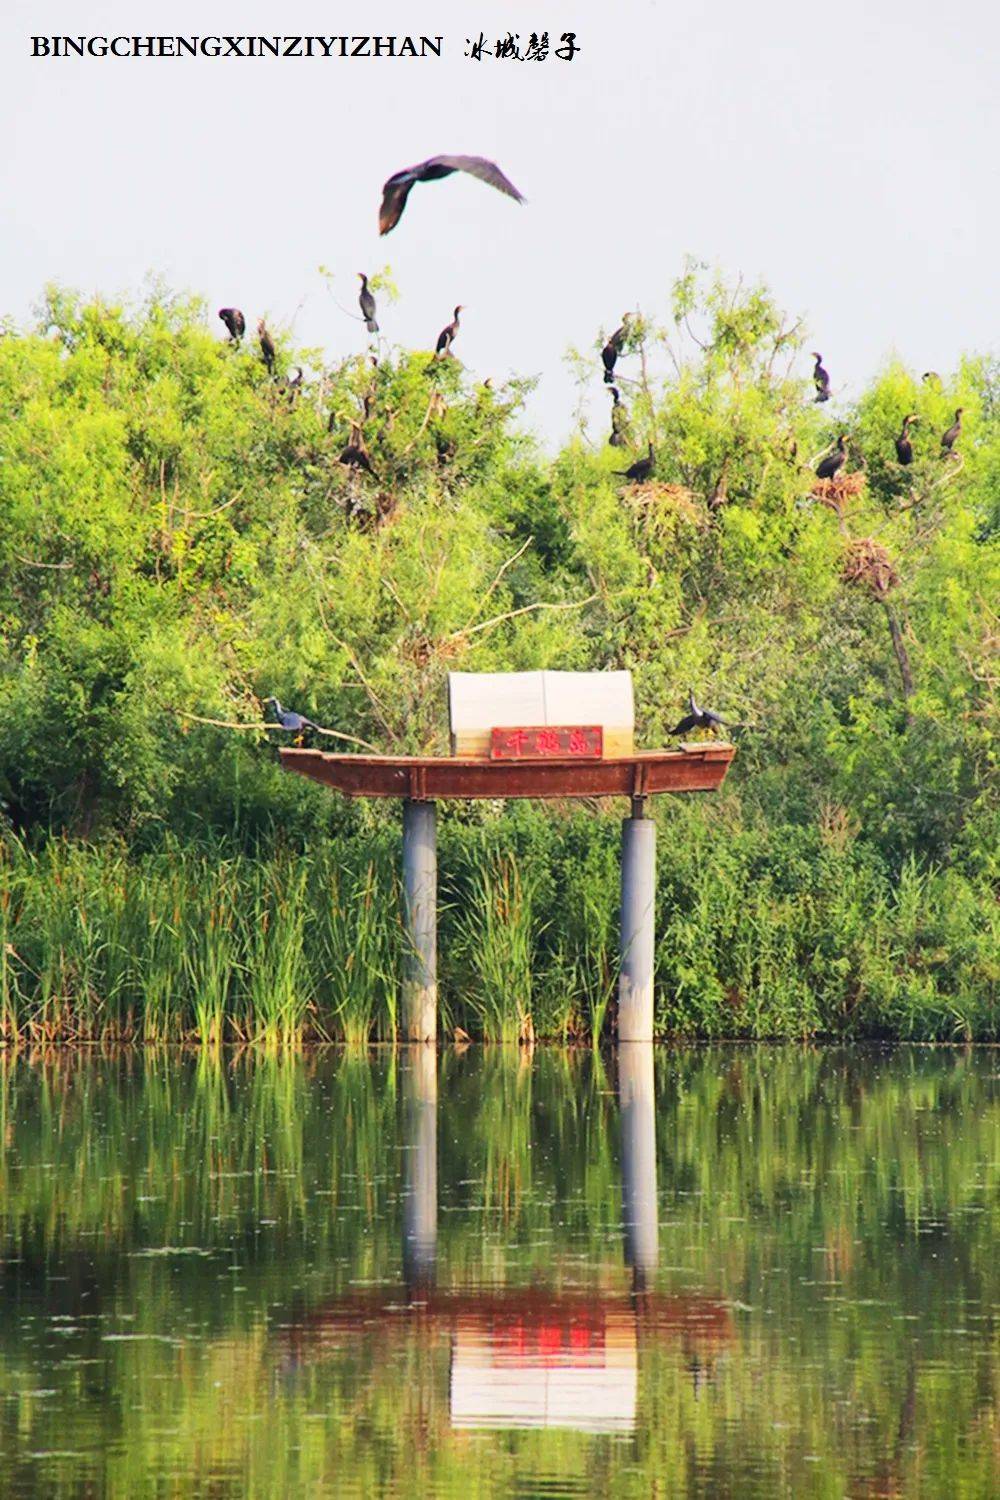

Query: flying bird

[669,691,730,738]
[608,387,630,447]
[265,697,316,735]
[940,407,963,454]
[378,154,524,235]
[602,316,630,384]
[815,433,847,481]
[218,307,245,342]
[435,306,463,358]
[812,352,831,403]
[895,414,918,465]
[615,441,655,483]
[258,319,276,375]
[358,273,379,334]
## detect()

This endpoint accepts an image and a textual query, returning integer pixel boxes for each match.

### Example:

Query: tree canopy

[0,269,996,883]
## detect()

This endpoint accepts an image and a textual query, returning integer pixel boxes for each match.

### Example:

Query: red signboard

[490,725,603,760]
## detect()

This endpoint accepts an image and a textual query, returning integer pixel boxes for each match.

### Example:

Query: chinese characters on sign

[490,725,603,760]
[465,31,579,62]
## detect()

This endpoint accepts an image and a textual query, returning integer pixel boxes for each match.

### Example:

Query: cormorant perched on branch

[281,367,303,404]
[940,407,963,454]
[378,155,525,235]
[669,691,729,737]
[435,306,463,358]
[358,274,379,334]
[812,352,831,403]
[895,414,918,465]
[815,433,847,480]
[265,697,316,734]
[258,319,276,375]
[608,386,630,447]
[218,307,245,342]
[602,316,630,384]
[339,439,378,479]
[615,441,655,483]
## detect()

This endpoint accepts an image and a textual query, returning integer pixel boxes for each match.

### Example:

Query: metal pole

[402,799,437,1042]
[619,1042,658,1288]
[402,1043,437,1294]
[619,798,656,1042]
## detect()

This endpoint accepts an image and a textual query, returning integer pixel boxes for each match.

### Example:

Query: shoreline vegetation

[0,270,997,1044]
[1,819,996,1045]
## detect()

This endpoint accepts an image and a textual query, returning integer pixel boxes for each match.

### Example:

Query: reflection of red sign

[491,726,603,760]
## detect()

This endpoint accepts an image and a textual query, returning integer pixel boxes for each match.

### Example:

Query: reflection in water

[402,1043,438,1295]
[618,1042,658,1291]
[0,1046,998,1497]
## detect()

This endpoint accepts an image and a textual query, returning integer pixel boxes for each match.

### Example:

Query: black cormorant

[895,414,918,465]
[218,307,245,342]
[601,315,630,384]
[258,319,276,375]
[940,408,963,454]
[812,352,831,403]
[358,274,379,334]
[815,433,847,480]
[435,306,463,357]
[609,386,630,447]
[669,692,729,737]
[265,697,316,734]
[379,155,524,235]
[615,441,655,483]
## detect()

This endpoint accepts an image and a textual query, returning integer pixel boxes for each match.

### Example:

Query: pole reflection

[402,1042,438,1296]
[618,1042,658,1296]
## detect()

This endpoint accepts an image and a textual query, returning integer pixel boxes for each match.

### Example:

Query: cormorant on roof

[669,691,729,737]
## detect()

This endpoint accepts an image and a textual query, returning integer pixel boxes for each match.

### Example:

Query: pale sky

[2,0,997,446]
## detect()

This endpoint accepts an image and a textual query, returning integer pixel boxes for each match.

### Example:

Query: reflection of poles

[402,1043,438,1295]
[619,1043,658,1292]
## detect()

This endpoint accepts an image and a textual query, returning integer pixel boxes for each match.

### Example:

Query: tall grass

[0,805,997,1045]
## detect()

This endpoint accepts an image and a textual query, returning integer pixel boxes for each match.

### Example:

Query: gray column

[402,799,437,1042]
[619,803,656,1041]
[402,1043,438,1294]
[619,1042,658,1288]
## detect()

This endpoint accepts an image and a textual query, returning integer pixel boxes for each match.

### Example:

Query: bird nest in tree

[811,472,866,512]
[624,482,705,532]
[842,537,899,597]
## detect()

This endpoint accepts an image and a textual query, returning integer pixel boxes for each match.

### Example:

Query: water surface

[1,1046,998,1497]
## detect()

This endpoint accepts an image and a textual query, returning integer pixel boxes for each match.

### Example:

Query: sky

[2,0,998,447]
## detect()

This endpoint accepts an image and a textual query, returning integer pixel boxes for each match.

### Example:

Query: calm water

[0,1046,998,1498]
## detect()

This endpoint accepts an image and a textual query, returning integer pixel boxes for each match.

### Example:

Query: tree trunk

[883,602,915,719]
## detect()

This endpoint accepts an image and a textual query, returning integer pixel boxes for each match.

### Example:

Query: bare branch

[174,710,381,753]
[447,593,599,642]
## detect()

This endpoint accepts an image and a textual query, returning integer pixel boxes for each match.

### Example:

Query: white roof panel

[448,671,633,732]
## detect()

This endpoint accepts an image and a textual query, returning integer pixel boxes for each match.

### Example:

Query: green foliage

[0,270,997,1037]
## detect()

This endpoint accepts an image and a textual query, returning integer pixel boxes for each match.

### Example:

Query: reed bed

[0,808,997,1046]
